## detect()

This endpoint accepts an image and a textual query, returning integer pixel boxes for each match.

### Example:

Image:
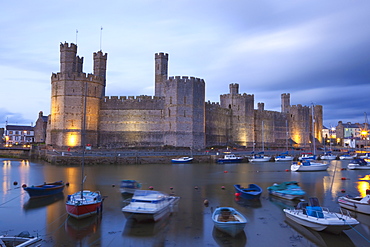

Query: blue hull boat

[23,181,65,198]
[267,181,306,200]
[212,207,247,237]
[234,184,262,199]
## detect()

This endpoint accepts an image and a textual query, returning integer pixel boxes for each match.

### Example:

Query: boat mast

[312,104,316,156]
[262,120,264,152]
[81,82,87,198]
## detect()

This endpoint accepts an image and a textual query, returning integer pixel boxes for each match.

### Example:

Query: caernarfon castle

[46,42,323,150]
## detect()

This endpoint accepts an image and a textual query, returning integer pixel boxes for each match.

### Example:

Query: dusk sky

[1,1,370,129]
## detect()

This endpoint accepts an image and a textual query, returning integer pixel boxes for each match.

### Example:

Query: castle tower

[46,42,106,148]
[60,43,75,73]
[163,76,205,149]
[281,93,290,113]
[229,83,239,95]
[155,53,168,97]
[93,50,108,97]
[220,83,254,147]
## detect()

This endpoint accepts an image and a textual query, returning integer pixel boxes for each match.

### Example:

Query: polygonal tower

[155,53,168,97]
[46,42,107,148]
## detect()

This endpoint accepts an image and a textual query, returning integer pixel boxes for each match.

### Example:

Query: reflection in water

[234,196,262,208]
[23,193,64,211]
[285,217,355,247]
[65,215,101,241]
[212,227,246,247]
[122,218,170,246]
[269,196,301,209]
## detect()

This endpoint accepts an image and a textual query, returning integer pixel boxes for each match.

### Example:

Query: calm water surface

[1,158,370,246]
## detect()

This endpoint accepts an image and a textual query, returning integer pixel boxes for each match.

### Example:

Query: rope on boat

[0,191,26,207]
[342,218,370,243]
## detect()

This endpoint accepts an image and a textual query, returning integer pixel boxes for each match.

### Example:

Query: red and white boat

[66,190,103,219]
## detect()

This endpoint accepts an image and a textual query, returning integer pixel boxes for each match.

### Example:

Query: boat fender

[298,162,301,165]
[22,184,27,188]
[235,193,241,197]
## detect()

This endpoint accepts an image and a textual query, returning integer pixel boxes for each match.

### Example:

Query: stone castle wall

[46,42,323,150]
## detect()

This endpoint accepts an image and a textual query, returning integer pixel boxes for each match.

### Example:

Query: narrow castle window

[184,96,186,104]
[229,104,231,109]
[184,110,186,117]
[168,108,171,117]
[170,97,172,104]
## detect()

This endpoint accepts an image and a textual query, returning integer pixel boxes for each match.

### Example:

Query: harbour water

[1,158,369,246]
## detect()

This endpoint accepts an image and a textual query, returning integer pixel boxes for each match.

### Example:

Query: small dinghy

[212,207,247,237]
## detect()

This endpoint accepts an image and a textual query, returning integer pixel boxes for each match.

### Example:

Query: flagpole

[100,26,103,51]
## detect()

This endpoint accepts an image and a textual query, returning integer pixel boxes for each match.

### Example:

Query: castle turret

[155,53,168,97]
[60,42,78,74]
[47,43,106,148]
[94,50,108,97]
[281,93,290,113]
[220,83,255,147]
[229,83,239,95]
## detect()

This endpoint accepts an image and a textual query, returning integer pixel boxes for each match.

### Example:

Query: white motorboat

[291,160,328,172]
[217,154,243,163]
[347,158,370,170]
[338,190,370,214]
[212,207,247,237]
[249,152,271,162]
[283,197,359,234]
[320,152,336,160]
[274,153,294,162]
[339,153,356,160]
[122,190,180,222]
[298,153,316,161]
[0,231,42,247]
[171,157,193,163]
[359,153,370,159]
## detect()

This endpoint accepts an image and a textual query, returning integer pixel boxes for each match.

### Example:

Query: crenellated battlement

[168,76,205,84]
[51,72,105,82]
[206,101,220,106]
[101,95,164,110]
[94,50,108,59]
[60,42,77,51]
[155,52,168,59]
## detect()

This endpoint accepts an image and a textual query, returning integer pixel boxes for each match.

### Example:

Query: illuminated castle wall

[46,42,322,149]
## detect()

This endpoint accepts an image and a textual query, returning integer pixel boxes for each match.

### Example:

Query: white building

[4,125,34,146]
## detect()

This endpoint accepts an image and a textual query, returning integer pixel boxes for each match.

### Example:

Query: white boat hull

[291,163,328,172]
[275,156,294,161]
[283,208,359,234]
[122,190,180,222]
[320,155,336,160]
[338,196,370,214]
[250,156,271,162]
[347,164,370,170]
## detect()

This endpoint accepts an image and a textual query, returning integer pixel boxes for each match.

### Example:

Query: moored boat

[122,190,180,222]
[171,157,193,163]
[212,207,247,237]
[217,154,243,163]
[234,184,262,199]
[120,179,142,194]
[339,152,356,160]
[274,152,294,161]
[0,231,42,247]
[320,151,336,160]
[347,158,370,170]
[249,152,271,162]
[66,190,104,219]
[298,153,316,161]
[359,153,370,159]
[283,197,359,234]
[267,181,306,200]
[338,190,370,214]
[291,160,328,172]
[23,181,65,198]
